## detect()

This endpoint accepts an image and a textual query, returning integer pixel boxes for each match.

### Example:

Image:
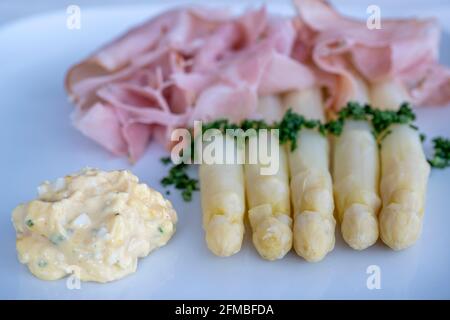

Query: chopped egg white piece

[71,213,91,228]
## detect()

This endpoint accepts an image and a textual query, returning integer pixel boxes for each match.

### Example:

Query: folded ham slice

[66,6,315,161]
[66,2,450,161]
[293,0,450,111]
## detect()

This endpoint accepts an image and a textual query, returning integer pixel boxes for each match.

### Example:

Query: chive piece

[428,137,450,169]
[26,219,34,228]
[49,234,65,245]
[420,133,426,142]
[38,260,48,268]
[325,119,344,136]
[160,157,171,165]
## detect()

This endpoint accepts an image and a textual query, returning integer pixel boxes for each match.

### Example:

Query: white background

[0,0,449,299]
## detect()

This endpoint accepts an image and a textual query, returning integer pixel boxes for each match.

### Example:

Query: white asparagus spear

[245,95,292,260]
[199,135,246,257]
[282,88,336,262]
[370,78,410,110]
[332,73,381,250]
[369,78,430,250]
[256,95,286,124]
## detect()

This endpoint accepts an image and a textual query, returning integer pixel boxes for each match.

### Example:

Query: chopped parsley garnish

[240,119,270,131]
[325,101,368,136]
[368,102,416,136]
[277,109,325,151]
[159,118,275,201]
[339,101,368,121]
[420,133,427,142]
[160,157,172,165]
[160,163,199,202]
[428,137,450,169]
[324,119,344,136]
[25,219,34,228]
[325,101,417,138]
[160,102,449,201]
[158,227,164,234]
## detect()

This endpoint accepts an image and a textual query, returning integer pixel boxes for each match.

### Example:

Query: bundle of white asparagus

[282,88,336,262]
[332,73,381,250]
[198,76,431,258]
[369,78,430,250]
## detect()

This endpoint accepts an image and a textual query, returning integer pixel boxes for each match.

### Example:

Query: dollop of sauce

[12,168,177,283]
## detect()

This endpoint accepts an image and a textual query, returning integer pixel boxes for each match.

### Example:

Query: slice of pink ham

[66,6,315,161]
[293,0,450,110]
[71,102,127,156]
[66,8,236,160]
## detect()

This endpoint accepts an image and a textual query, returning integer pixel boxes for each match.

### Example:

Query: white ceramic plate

[1,0,450,299]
